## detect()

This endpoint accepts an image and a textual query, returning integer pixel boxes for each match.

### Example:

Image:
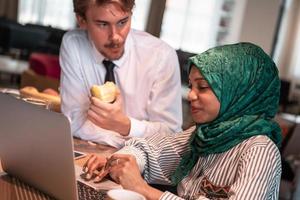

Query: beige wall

[237,0,281,54]
[273,0,300,79]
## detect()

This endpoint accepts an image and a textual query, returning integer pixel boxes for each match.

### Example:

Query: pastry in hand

[90,82,117,103]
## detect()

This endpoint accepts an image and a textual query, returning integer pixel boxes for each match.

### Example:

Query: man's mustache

[105,42,123,48]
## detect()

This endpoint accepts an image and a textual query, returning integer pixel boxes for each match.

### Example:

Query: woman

[84,42,282,199]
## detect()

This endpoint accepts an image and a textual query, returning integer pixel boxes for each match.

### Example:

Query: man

[59,0,182,148]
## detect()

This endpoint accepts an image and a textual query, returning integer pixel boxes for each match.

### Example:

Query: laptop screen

[0,93,78,200]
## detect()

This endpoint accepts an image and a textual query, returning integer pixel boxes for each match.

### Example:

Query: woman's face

[188,66,220,124]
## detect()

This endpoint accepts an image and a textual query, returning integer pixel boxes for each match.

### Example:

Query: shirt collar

[89,29,133,68]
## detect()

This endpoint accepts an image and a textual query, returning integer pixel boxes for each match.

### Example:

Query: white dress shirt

[59,29,182,148]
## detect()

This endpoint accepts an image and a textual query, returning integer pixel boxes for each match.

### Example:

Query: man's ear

[76,15,87,29]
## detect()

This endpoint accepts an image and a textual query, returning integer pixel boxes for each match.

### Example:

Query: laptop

[0,93,120,200]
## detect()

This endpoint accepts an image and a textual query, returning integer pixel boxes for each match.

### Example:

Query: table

[0,138,116,200]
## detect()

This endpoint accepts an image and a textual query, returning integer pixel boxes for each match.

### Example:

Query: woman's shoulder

[242,135,278,147]
[238,135,281,158]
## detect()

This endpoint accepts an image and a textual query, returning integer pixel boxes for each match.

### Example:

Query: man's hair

[73,0,135,18]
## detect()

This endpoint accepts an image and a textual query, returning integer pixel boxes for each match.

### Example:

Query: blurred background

[0,0,299,102]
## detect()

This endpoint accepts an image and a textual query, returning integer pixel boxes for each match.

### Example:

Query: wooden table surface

[0,138,116,200]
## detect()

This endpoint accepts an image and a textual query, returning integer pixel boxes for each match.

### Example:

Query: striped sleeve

[120,126,195,185]
[160,191,184,200]
[229,139,281,199]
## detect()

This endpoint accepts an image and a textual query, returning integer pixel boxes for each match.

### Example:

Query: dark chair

[176,49,196,85]
[279,79,298,113]
[0,17,66,59]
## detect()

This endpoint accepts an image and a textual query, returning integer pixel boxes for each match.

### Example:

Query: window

[132,0,151,30]
[18,0,151,31]
[18,0,75,30]
[160,0,224,53]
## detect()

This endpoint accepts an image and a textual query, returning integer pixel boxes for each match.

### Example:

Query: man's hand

[87,91,131,136]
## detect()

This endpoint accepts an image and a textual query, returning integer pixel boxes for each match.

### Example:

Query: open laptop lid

[0,93,78,200]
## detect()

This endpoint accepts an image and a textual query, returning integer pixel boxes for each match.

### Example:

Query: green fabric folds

[172,42,282,185]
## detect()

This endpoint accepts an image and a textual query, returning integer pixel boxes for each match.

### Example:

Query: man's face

[78,3,131,60]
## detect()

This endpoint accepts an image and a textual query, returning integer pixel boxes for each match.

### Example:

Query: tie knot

[103,60,115,70]
[103,60,116,83]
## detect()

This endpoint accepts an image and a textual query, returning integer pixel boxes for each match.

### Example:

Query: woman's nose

[187,89,197,102]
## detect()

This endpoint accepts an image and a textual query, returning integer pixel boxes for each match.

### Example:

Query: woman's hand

[83,153,163,200]
[108,154,163,200]
[108,154,146,188]
[82,154,108,182]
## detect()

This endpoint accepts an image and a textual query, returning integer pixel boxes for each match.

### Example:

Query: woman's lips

[191,106,201,114]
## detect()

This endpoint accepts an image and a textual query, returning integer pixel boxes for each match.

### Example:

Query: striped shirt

[120,126,282,200]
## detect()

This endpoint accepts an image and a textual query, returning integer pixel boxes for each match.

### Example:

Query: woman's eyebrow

[194,77,206,81]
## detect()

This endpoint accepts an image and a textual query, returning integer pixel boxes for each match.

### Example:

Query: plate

[107,189,146,200]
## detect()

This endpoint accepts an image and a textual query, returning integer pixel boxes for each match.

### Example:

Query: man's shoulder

[62,29,88,43]
[130,29,174,52]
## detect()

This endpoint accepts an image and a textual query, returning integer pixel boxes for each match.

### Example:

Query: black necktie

[103,60,116,83]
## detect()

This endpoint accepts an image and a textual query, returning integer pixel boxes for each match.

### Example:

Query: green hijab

[172,42,282,185]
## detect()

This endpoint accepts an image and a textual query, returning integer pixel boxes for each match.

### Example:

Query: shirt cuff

[115,146,146,174]
[129,117,146,137]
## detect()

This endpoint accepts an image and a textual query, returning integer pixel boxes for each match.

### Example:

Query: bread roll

[90,82,117,103]
[19,86,61,112]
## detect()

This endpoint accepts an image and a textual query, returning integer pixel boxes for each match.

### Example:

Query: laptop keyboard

[77,181,106,200]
